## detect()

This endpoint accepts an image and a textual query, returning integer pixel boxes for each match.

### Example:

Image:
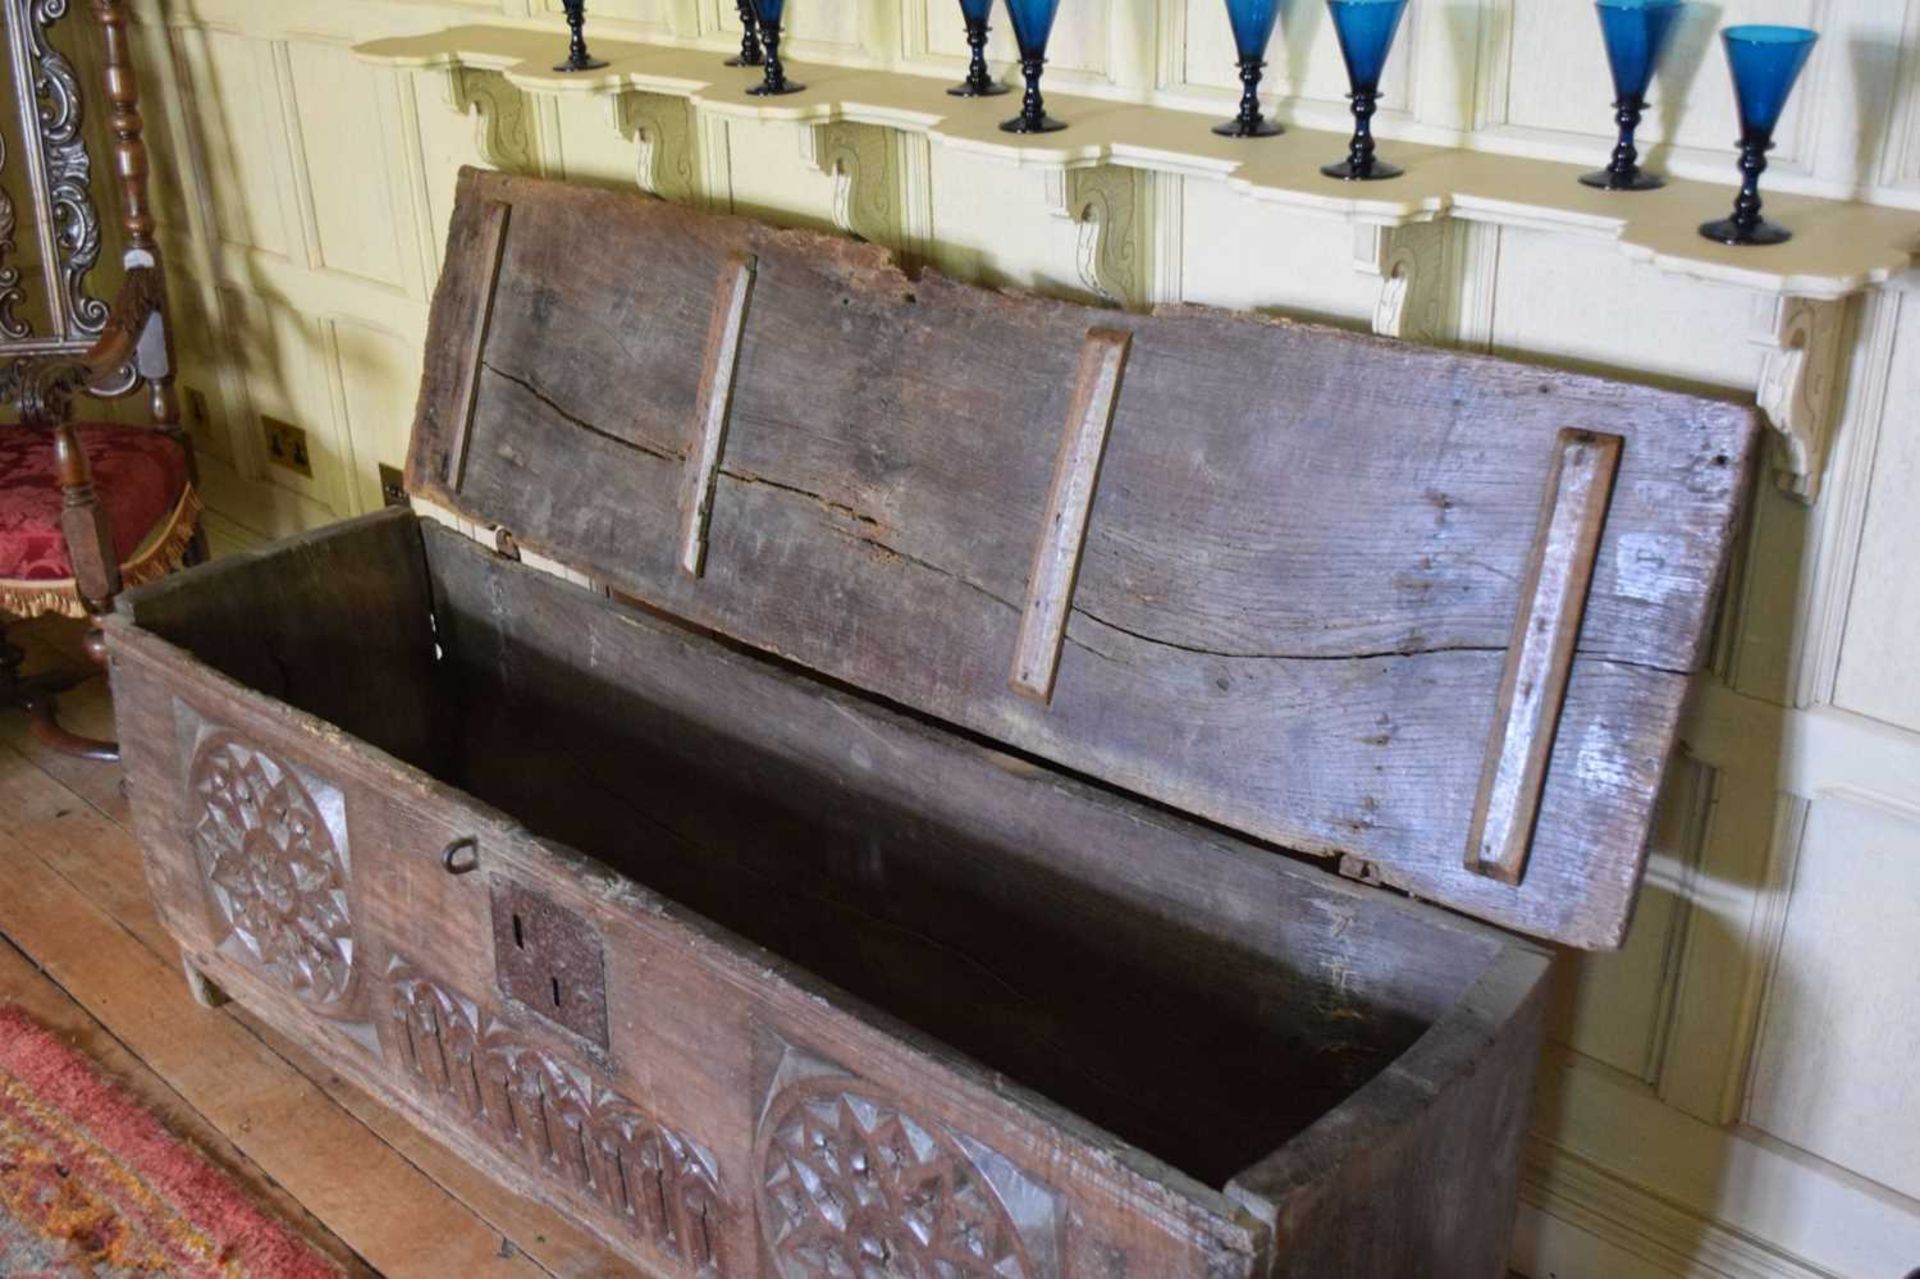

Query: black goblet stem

[555,0,607,73]
[729,0,764,67]
[961,17,996,94]
[1234,57,1265,133]
[1020,56,1046,129]
[1700,128,1786,245]
[998,48,1061,131]
[1346,88,1380,174]
[1237,58,1265,132]
[1730,130,1771,238]
[1605,96,1647,185]
[1213,55,1279,137]
[747,19,802,95]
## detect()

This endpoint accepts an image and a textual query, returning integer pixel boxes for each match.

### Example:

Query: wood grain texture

[122,506,443,773]
[1012,327,1130,703]
[679,251,758,579]
[440,198,510,493]
[1228,949,1547,1279]
[404,169,1758,947]
[1467,429,1623,887]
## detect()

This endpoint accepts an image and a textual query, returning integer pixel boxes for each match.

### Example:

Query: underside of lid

[406,167,1759,950]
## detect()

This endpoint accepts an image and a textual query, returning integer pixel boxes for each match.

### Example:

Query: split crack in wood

[1070,606,1506,665]
[716,467,880,529]
[483,360,682,463]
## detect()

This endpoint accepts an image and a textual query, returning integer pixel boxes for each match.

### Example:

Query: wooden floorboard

[0,618,635,1279]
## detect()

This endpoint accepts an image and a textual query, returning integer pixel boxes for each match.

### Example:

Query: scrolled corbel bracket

[799,121,931,262]
[606,91,698,205]
[1750,293,1846,503]
[1352,221,1456,346]
[440,66,540,174]
[1044,166,1147,310]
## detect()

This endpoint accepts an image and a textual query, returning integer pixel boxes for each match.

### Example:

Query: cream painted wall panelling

[1744,793,1920,1204]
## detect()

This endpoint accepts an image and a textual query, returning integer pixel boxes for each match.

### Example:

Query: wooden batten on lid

[407,167,1759,951]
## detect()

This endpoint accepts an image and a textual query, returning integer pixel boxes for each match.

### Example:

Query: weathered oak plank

[405,169,1757,946]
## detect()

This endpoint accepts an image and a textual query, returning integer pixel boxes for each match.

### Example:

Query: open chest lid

[406,168,1758,951]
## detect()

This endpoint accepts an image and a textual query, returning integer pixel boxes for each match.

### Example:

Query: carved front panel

[177,706,359,1017]
[754,1032,1062,1278]
[386,956,726,1274]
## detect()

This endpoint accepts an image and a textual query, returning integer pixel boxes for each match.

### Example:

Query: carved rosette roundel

[759,1083,1032,1279]
[189,734,355,1010]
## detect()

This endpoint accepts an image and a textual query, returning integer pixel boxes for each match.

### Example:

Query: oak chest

[107,168,1758,1278]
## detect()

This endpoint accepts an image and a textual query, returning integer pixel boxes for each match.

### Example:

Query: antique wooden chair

[0,0,201,761]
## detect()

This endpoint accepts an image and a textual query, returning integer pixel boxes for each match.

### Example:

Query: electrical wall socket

[379,463,407,508]
[184,387,212,430]
[261,416,312,477]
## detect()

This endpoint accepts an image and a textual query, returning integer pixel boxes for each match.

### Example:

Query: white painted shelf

[356,22,1920,303]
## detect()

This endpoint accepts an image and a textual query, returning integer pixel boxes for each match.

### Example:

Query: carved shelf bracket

[607,91,698,205]
[441,67,540,174]
[1045,166,1147,309]
[1353,221,1457,346]
[799,121,931,261]
[1750,294,1847,503]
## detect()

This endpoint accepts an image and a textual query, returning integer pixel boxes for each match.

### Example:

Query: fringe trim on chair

[0,484,204,620]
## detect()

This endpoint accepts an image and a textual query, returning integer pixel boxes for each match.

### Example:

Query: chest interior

[127,509,1506,1191]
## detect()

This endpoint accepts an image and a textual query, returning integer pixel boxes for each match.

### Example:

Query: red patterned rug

[0,1004,342,1277]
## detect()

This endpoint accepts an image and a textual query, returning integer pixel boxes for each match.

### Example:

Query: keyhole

[551,976,563,1008]
[512,914,525,948]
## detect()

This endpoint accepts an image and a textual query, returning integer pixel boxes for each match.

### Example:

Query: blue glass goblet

[1001,0,1067,133]
[950,0,1010,97]
[554,0,608,73]
[1321,0,1409,180]
[725,0,764,68]
[1581,0,1681,190]
[1700,25,1817,246]
[1215,0,1284,138]
[746,0,803,95]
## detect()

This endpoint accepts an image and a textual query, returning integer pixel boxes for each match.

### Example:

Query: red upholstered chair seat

[0,423,195,612]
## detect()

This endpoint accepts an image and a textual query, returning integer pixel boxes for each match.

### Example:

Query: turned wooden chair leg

[22,688,119,762]
[15,426,126,762]
[4,625,118,761]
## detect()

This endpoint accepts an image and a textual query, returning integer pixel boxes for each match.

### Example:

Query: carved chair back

[0,0,173,427]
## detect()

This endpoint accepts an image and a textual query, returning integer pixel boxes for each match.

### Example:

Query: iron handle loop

[441,836,480,876]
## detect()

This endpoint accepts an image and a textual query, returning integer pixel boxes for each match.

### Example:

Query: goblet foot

[1212,116,1282,138]
[1000,112,1067,133]
[747,79,806,95]
[948,78,1011,97]
[1699,215,1791,246]
[554,55,609,72]
[1579,167,1663,191]
[1321,157,1403,181]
